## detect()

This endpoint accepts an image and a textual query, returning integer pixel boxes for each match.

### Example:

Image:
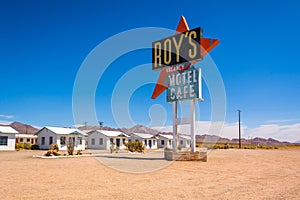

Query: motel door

[149,140,152,148]
[116,139,120,147]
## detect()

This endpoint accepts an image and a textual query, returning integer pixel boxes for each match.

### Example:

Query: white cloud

[0,114,14,119]
[153,121,300,142]
[247,123,300,142]
[264,118,300,124]
[152,121,246,139]
[0,120,12,125]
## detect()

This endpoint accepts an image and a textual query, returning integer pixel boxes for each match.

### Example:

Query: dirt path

[0,149,299,199]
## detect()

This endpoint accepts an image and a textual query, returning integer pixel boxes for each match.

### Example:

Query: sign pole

[190,99,196,152]
[172,102,178,152]
[173,102,178,152]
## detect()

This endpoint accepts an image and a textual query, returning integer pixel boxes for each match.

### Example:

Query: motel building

[157,134,173,149]
[87,130,129,150]
[15,134,37,144]
[178,135,191,149]
[0,126,19,151]
[129,133,158,149]
[35,126,87,150]
[157,134,191,149]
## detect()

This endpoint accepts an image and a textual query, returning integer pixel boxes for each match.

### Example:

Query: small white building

[87,130,128,150]
[35,126,87,150]
[16,134,38,144]
[157,134,191,149]
[129,133,157,149]
[178,135,191,148]
[157,134,173,149]
[0,126,18,151]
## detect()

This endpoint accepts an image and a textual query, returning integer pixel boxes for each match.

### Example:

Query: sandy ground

[0,148,299,200]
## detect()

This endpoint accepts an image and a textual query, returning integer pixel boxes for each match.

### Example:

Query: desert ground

[0,148,299,200]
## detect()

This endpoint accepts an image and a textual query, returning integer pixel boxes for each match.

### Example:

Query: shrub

[51,144,59,152]
[67,140,74,155]
[124,141,145,153]
[31,144,40,150]
[44,143,61,156]
[76,150,82,155]
[110,142,116,153]
[15,142,24,151]
[24,143,32,150]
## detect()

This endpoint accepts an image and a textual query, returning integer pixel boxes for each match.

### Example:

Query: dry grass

[0,149,299,199]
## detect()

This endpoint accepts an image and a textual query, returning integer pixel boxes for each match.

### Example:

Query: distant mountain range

[0,122,39,134]
[0,122,297,146]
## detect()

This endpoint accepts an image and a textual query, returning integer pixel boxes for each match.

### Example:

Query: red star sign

[151,16,219,99]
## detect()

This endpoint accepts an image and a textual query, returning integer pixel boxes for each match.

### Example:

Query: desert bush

[124,141,145,153]
[15,142,24,151]
[44,143,60,156]
[51,144,59,152]
[45,150,53,156]
[24,143,32,150]
[76,150,82,155]
[110,142,116,153]
[31,144,40,150]
[67,140,74,155]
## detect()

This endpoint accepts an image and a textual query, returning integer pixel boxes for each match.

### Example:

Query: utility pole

[98,121,103,129]
[238,109,242,149]
[83,122,88,130]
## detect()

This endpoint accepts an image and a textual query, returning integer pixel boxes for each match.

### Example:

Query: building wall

[37,129,56,150]
[157,137,173,149]
[16,135,37,144]
[37,129,86,150]
[178,137,191,148]
[87,131,127,150]
[0,133,16,151]
[88,131,108,150]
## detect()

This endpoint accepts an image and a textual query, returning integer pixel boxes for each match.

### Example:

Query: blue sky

[1,0,300,141]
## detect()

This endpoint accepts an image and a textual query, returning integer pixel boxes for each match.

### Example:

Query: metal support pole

[172,102,178,152]
[238,109,241,149]
[190,99,196,152]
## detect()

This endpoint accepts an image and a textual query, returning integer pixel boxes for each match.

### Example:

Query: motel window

[144,140,147,145]
[78,137,82,145]
[49,136,53,145]
[169,140,172,146]
[0,136,8,146]
[60,137,66,146]
[122,138,126,145]
[20,138,23,142]
[91,138,95,145]
[41,137,45,145]
[153,140,156,145]
[180,140,183,145]
[110,138,114,144]
[99,138,103,145]
[187,140,190,145]
[27,138,30,143]
[161,140,165,145]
